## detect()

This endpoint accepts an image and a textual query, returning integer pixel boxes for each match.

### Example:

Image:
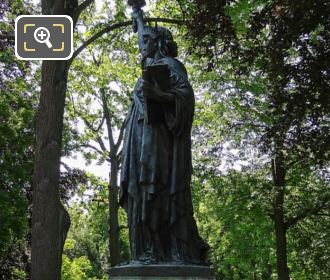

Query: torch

[127,0,146,32]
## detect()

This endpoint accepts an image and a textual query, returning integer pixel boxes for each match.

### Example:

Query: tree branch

[68,17,185,66]
[145,17,185,26]
[1,17,184,56]
[72,0,95,26]
[100,88,115,151]
[82,116,103,134]
[115,120,126,151]
[79,143,104,155]
[81,116,109,155]
[175,0,186,21]
[285,197,330,229]
[96,116,105,132]
[92,52,101,66]
[60,161,71,171]
[117,148,122,163]
[96,136,108,153]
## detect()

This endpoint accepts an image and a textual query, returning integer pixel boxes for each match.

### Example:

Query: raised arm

[132,8,145,54]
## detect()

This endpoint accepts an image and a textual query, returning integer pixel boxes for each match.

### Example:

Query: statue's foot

[116,261,131,266]
[169,258,209,266]
[134,255,158,265]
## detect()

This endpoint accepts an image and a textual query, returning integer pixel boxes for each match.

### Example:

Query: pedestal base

[109,264,215,280]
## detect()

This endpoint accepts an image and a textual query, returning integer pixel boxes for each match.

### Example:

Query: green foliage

[61,174,129,279]
[62,238,100,280]
[62,191,109,278]
[192,170,276,279]
[0,2,37,277]
[1,0,329,279]
[173,1,330,279]
[0,78,34,244]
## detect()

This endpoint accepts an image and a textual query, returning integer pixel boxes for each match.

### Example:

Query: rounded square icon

[15,15,73,60]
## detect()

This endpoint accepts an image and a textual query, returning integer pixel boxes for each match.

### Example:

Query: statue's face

[142,34,158,58]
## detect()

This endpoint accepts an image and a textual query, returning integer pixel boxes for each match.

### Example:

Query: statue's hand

[142,79,174,102]
[142,79,161,97]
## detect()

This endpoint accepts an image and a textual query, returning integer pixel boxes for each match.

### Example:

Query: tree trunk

[101,88,121,267]
[30,0,98,277]
[272,151,290,280]
[31,59,70,279]
[261,259,273,280]
[108,158,121,266]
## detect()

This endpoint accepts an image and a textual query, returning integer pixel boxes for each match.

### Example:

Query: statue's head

[142,25,178,59]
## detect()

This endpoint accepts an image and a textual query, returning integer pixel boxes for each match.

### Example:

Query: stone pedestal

[109,264,215,280]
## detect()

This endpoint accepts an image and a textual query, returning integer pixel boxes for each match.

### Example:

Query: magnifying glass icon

[34,27,53,48]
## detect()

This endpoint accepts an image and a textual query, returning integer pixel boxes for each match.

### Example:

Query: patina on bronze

[120,2,209,265]
[127,0,146,8]
[127,0,146,32]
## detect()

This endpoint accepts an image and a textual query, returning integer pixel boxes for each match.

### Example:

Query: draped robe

[120,57,208,264]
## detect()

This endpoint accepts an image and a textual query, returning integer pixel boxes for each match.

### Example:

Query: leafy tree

[0,1,37,278]
[62,239,99,280]
[61,174,129,279]
[192,170,276,279]
[65,3,135,265]
[180,1,330,279]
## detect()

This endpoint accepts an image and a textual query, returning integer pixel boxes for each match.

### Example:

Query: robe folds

[120,57,209,264]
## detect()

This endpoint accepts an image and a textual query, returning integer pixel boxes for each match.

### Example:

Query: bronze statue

[120,3,209,265]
